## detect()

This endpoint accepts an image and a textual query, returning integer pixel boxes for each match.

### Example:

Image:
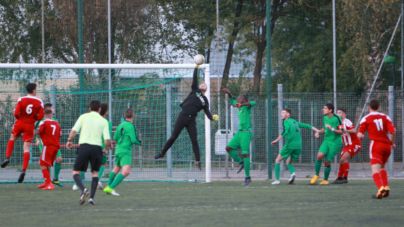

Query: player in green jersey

[34,103,64,187]
[271,109,320,185]
[310,103,344,185]
[97,103,113,190]
[104,108,141,196]
[221,88,255,186]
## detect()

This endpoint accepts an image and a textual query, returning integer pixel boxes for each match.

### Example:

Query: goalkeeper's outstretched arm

[191,67,199,90]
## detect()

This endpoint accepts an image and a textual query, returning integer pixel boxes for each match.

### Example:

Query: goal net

[0,64,212,183]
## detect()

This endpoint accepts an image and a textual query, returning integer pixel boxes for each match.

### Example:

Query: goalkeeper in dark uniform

[154,66,218,170]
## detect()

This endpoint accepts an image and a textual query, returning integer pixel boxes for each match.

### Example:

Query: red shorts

[11,120,35,143]
[369,141,392,165]
[40,145,59,167]
[341,144,361,158]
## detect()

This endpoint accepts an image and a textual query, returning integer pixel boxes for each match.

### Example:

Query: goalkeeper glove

[213,114,219,121]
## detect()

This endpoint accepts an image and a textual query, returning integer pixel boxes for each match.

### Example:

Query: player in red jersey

[358,98,396,199]
[331,108,362,184]
[34,109,62,190]
[1,83,44,183]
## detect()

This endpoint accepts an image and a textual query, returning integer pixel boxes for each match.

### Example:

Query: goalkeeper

[154,66,218,170]
[104,108,141,196]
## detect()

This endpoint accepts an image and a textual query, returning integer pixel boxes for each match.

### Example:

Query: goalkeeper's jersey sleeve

[114,121,141,154]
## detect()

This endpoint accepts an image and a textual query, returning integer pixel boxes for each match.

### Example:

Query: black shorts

[73,144,103,172]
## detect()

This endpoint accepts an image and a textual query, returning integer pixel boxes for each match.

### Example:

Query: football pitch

[0,180,403,227]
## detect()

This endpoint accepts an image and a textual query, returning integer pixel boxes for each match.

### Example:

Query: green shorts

[102,155,108,164]
[227,131,253,155]
[115,153,132,167]
[319,141,342,162]
[280,148,302,161]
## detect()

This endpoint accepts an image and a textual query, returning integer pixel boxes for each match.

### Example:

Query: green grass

[0,180,403,227]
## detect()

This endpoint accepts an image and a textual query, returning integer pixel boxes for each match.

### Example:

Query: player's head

[100,103,109,117]
[26,83,37,95]
[237,95,248,104]
[89,100,101,113]
[281,108,291,120]
[199,83,207,93]
[337,108,346,119]
[323,103,334,115]
[44,103,55,115]
[44,109,53,119]
[369,98,380,111]
[125,108,134,120]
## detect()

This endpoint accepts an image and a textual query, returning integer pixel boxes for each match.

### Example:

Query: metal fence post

[166,85,172,178]
[388,86,394,176]
[278,84,284,177]
[49,85,56,178]
[225,94,229,178]
[311,101,314,165]
[266,99,268,173]
[298,100,302,164]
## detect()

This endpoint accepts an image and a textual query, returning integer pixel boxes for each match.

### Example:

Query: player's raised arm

[191,67,199,90]
[221,88,233,99]
[298,122,319,133]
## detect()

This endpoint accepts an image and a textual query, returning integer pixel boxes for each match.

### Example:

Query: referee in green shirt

[66,100,111,205]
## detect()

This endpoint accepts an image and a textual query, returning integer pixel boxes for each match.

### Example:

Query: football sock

[54,162,61,179]
[380,169,389,187]
[315,160,322,176]
[73,174,85,192]
[110,173,125,189]
[22,152,30,170]
[228,150,242,163]
[288,163,295,175]
[74,171,86,185]
[42,168,51,184]
[6,140,15,158]
[90,177,99,199]
[324,165,331,181]
[275,163,280,180]
[98,166,105,179]
[243,158,250,178]
[372,173,383,189]
[343,163,350,178]
[108,171,117,186]
[337,164,344,178]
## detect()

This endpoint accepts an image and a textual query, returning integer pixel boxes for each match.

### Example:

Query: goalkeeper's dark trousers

[161,113,200,162]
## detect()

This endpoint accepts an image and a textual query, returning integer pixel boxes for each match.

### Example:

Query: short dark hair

[337,108,346,114]
[89,100,101,111]
[44,109,53,115]
[26,83,37,94]
[369,98,380,110]
[239,95,248,102]
[125,108,134,119]
[283,108,291,114]
[325,103,334,113]
[44,103,53,109]
[100,103,109,116]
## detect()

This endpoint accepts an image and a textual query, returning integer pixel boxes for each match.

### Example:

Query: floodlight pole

[401,0,404,168]
[266,0,272,179]
[216,0,221,128]
[41,0,45,64]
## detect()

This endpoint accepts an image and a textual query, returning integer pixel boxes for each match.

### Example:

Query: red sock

[41,168,51,184]
[337,164,344,178]
[380,169,389,187]
[343,163,350,178]
[373,173,383,189]
[22,152,30,170]
[6,140,15,158]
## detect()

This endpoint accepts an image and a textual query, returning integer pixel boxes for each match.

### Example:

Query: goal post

[0,63,211,183]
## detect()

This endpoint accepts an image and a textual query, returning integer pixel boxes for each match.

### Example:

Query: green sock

[108,172,117,187]
[98,166,105,179]
[228,150,242,163]
[110,173,125,189]
[75,171,86,185]
[275,163,280,180]
[54,162,61,179]
[288,163,295,175]
[243,158,250,178]
[324,166,331,180]
[315,160,322,176]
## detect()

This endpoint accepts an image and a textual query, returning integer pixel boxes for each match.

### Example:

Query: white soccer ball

[194,54,205,65]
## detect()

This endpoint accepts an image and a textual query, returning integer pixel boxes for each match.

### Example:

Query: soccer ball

[194,54,205,65]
